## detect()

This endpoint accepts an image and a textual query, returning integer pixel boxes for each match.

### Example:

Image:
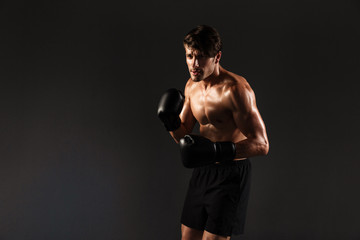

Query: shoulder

[222,72,255,111]
[223,71,254,98]
[184,78,195,99]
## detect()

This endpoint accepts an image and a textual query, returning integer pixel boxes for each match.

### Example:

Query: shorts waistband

[205,158,250,168]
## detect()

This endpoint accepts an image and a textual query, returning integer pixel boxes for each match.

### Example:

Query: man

[157,25,269,240]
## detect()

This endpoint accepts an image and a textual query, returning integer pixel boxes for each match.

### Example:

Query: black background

[1,0,359,239]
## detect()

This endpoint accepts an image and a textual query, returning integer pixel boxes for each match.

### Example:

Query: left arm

[230,81,269,158]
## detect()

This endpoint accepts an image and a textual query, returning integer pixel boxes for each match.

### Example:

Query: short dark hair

[183,25,222,57]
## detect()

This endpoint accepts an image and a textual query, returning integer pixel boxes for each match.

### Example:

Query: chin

[191,75,203,82]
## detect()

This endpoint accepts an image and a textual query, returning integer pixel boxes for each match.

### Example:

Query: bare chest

[190,88,233,127]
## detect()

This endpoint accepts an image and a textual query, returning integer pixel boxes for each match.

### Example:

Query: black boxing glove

[179,134,236,168]
[157,88,185,131]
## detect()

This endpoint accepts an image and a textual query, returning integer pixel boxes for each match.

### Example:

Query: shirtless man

[157,25,269,240]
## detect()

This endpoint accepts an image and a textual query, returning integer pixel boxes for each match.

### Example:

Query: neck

[201,65,222,89]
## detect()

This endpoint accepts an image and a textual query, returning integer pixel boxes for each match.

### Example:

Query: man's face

[184,45,218,82]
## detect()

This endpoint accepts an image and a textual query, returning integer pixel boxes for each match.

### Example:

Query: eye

[196,54,204,59]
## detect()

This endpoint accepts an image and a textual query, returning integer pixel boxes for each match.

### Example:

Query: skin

[172,45,269,240]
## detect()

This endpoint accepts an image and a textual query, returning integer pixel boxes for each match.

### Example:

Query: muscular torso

[186,69,247,144]
[174,66,268,160]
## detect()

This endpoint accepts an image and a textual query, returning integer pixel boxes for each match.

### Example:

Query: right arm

[170,80,197,143]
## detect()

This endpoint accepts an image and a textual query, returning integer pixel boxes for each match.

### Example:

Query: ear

[215,51,222,64]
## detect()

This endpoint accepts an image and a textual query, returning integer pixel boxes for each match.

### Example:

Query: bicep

[179,81,197,133]
[179,97,196,133]
[233,107,267,140]
[232,86,267,141]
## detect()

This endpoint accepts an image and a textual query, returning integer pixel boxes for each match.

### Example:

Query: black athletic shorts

[181,159,251,237]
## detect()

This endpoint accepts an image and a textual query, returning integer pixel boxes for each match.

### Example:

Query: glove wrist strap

[215,142,236,162]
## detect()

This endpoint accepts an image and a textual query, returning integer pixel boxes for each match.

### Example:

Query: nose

[192,58,199,68]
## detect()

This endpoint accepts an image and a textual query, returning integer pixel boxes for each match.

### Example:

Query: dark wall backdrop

[1,0,359,239]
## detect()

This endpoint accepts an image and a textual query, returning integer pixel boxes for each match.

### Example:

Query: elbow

[261,141,269,156]
[254,137,269,156]
[171,133,188,145]
[262,144,269,155]
[252,136,269,156]
[170,123,191,144]
[171,134,182,144]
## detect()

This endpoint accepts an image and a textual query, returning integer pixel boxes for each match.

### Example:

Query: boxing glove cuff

[162,116,181,131]
[215,142,236,162]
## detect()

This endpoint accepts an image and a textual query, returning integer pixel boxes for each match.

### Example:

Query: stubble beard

[190,70,204,82]
[191,76,202,82]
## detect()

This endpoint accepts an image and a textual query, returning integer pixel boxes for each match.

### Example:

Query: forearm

[169,124,191,144]
[234,137,269,158]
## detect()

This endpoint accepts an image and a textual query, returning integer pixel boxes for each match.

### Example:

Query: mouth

[191,70,202,76]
